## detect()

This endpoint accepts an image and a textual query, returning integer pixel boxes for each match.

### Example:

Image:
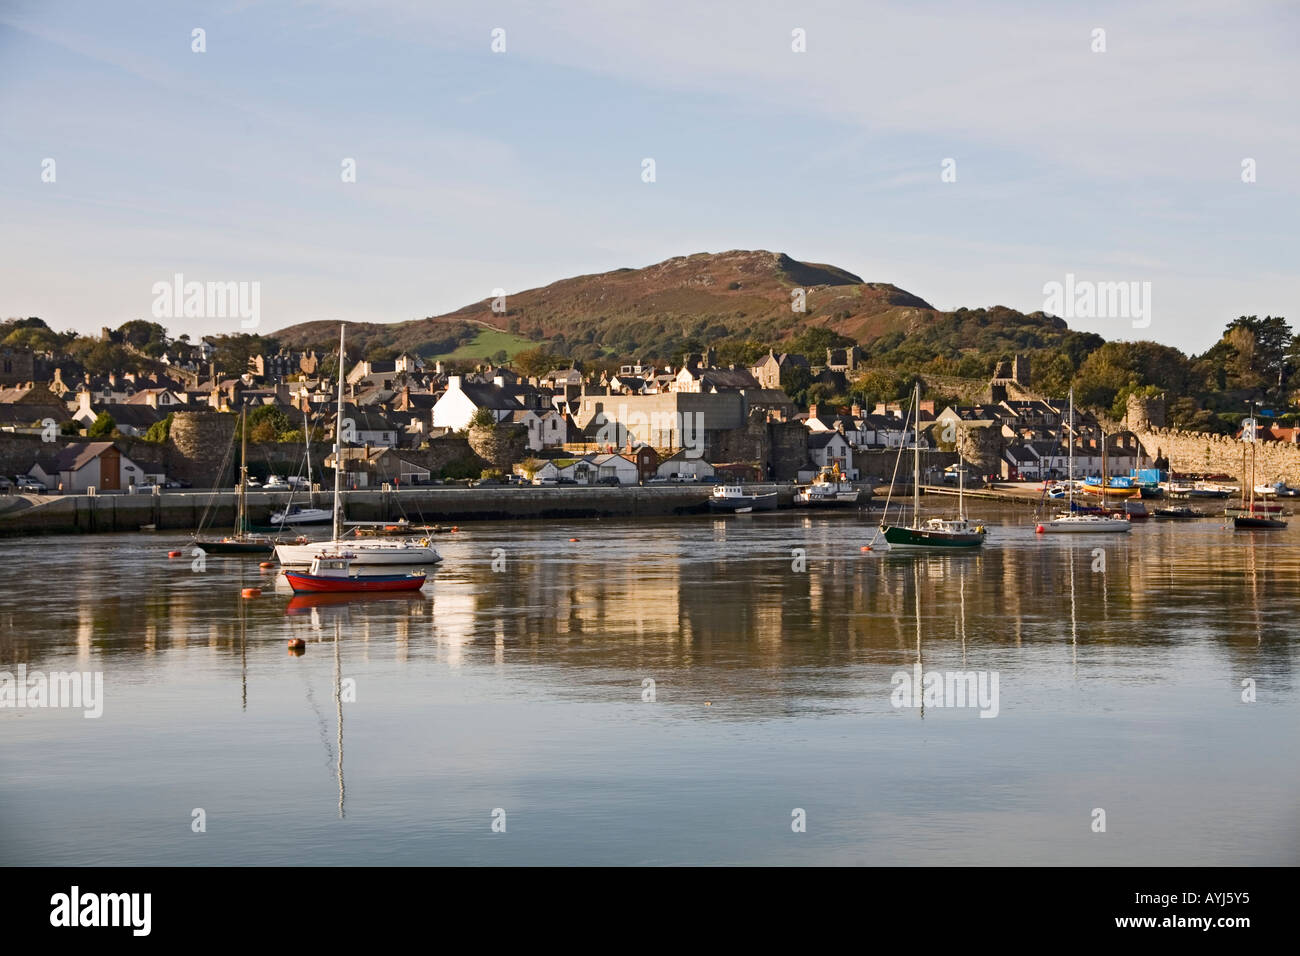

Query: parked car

[645,476,668,484]
[532,476,557,486]
[470,476,505,487]
[555,476,578,485]
[16,476,47,493]
[163,478,191,489]
[698,475,718,484]
[596,476,622,486]
[0,476,14,493]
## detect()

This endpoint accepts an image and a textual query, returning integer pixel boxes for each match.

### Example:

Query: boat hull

[284,571,426,593]
[708,492,778,512]
[793,491,861,507]
[275,540,443,566]
[1042,517,1131,532]
[1233,516,1288,529]
[271,508,333,526]
[882,525,985,548]
[195,538,274,555]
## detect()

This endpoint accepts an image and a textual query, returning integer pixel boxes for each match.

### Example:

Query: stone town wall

[1134,427,1300,483]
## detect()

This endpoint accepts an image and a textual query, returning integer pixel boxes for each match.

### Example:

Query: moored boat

[1153,506,1199,520]
[1039,389,1130,534]
[283,552,427,593]
[793,467,860,507]
[707,484,779,513]
[271,504,333,526]
[1233,406,1287,530]
[273,325,443,568]
[878,383,986,549]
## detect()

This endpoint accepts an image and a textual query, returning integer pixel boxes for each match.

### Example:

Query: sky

[0,0,1296,354]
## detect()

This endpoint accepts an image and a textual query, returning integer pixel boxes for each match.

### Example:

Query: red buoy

[259,561,275,570]
[167,550,182,558]
[569,537,579,542]
[241,587,262,598]
[1035,524,1045,534]
[287,638,305,655]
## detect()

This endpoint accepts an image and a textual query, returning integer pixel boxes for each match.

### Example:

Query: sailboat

[271,406,332,526]
[1234,409,1287,529]
[880,383,986,548]
[274,325,444,567]
[1040,388,1130,533]
[194,408,287,555]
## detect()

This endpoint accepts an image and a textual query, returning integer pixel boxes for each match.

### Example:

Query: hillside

[271,249,1074,365]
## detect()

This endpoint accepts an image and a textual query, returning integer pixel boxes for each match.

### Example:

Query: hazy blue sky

[1,0,1296,353]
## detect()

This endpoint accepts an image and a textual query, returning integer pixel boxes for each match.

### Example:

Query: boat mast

[1066,388,1075,512]
[332,325,347,542]
[1248,407,1256,513]
[236,407,247,538]
[912,381,921,529]
[304,404,314,490]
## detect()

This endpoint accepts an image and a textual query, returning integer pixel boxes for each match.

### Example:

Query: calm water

[2,507,1298,865]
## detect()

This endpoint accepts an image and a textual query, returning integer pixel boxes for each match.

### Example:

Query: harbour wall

[0,484,857,536]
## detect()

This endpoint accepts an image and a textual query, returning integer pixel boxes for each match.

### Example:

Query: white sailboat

[1040,388,1131,533]
[271,407,332,525]
[275,325,443,567]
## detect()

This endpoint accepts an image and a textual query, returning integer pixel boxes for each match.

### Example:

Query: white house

[432,375,525,430]
[807,431,855,478]
[511,408,568,451]
[590,453,640,483]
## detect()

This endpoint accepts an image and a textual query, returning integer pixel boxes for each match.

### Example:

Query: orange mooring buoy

[241,587,262,598]
[860,545,871,552]
[259,561,274,569]
[1035,524,1045,534]
[569,537,579,542]
[167,550,182,558]
[287,638,305,654]
[451,526,459,533]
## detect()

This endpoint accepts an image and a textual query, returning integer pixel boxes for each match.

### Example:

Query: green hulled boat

[879,383,987,550]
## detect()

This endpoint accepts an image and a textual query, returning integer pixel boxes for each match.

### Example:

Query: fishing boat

[1041,389,1130,533]
[1234,410,1287,529]
[793,466,860,507]
[707,483,779,513]
[1153,506,1200,520]
[879,383,986,548]
[275,325,443,567]
[283,551,426,593]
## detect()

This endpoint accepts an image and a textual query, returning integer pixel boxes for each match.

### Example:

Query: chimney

[493,375,505,387]
[851,403,862,418]
[448,375,462,390]
[808,403,818,420]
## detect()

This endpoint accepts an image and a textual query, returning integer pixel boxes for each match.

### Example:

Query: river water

[2,507,1297,865]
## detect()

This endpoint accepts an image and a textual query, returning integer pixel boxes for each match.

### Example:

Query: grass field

[428,326,538,362]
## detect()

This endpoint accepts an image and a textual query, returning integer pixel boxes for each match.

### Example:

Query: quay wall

[0,484,864,536]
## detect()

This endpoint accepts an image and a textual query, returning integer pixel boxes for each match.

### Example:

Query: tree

[144,413,174,443]
[87,412,116,438]
[245,405,291,443]
[470,408,496,428]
